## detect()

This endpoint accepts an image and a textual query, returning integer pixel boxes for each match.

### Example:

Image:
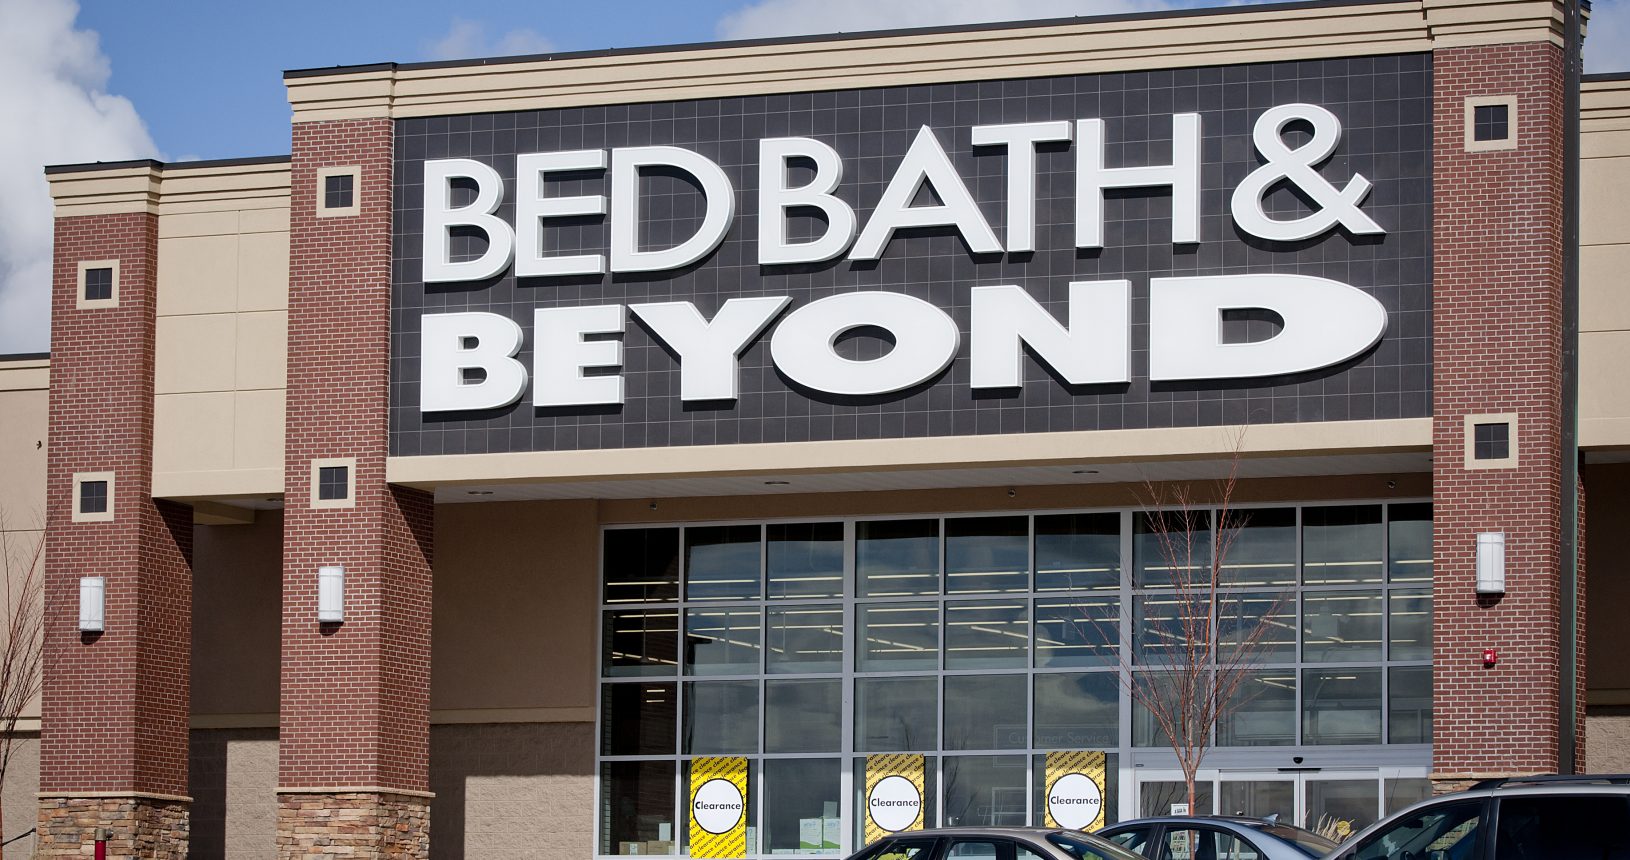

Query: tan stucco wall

[1580,79,1630,448]
[0,361,47,534]
[431,501,600,721]
[428,723,594,860]
[0,360,46,730]
[191,514,284,723]
[152,200,289,499]
[0,734,38,858]
[189,728,277,860]
[1585,462,1630,707]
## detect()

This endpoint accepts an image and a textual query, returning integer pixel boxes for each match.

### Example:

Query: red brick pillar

[37,208,193,855]
[1430,41,1569,791]
[276,118,435,858]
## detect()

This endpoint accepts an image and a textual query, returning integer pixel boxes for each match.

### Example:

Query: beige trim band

[276,787,436,799]
[430,707,595,724]
[48,161,291,220]
[389,418,1433,488]
[1429,772,1549,781]
[287,0,1566,122]
[38,791,194,803]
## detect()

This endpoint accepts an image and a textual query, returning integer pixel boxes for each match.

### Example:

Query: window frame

[1463,95,1518,152]
[71,471,115,523]
[308,457,357,509]
[76,260,120,309]
[315,165,362,217]
[1462,413,1519,470]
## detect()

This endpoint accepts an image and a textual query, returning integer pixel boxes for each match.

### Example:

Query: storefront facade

[4,0,1629,857]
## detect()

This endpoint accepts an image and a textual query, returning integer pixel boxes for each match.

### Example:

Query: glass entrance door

[1139,769,1429,839]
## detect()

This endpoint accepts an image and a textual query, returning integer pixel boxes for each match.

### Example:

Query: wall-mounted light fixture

[318,565,345,623]
[1475,532,1506,595]
[78,576,105,632]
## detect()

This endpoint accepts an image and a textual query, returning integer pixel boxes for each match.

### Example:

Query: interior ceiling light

[466,490,495,496]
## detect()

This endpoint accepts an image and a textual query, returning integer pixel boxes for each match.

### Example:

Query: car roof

[896,827,1078,838]
[1103,816,1283,828]
[1339,779,1630,848]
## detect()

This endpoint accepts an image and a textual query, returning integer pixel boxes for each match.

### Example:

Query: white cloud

[0,0,157,354]
[717,0,1171,40]
[427,17,556,61]
[1587,0,1630,74]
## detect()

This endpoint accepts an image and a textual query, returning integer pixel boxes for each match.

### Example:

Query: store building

[1,0,1628,856]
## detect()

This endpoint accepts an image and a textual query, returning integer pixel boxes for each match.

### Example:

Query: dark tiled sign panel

[390,54,1431,456]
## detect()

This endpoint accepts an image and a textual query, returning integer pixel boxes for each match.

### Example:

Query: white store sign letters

[415,103,1389,413]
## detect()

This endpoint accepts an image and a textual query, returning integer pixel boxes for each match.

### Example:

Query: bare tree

[1068,451,1291,817]
[0,514,45,851]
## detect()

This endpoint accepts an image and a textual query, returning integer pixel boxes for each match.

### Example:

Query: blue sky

[0,0,1625,353]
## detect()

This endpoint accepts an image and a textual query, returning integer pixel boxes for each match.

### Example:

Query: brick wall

[279,117,435,794]
[1430,41,1570,777]
[40,212,193,797]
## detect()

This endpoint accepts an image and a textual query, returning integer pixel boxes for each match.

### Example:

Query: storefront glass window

[943,755,1028,826]
[859,603,939,671]
[945,516,1029,594]
[1035,513,1120,592]
[1135,511,1211,588]
[1218,669,1296,747]
[684,680,759,754]
[856,676,937,752]
[1303,506,1384,585]
[764,758,841,854]
[600,760,676,855]
[1388,666,1433,744]
[1302,668,1383,745]
[766,678,842,753]
[1218,592,1296,663]
[944,674,1027,750]
[603,608,679,677]
[1033,672,1118,748]
[604,528,680,604]
[597,501,1434,854]
[1221,507,1297,587]
[768,522,845,599]
[686,525,762,601]
[766,605,843,674]
[944,600,1027,669]
[858,520,940,597]
[1303,591,1384,662]
[1033,597,1118,668]
[1387,503,1434,583]
[601,681,676,755]
[1388,589,1432,661]
[684,608,762,675]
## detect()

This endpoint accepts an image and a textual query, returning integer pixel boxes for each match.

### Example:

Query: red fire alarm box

[1482,648,1499,666]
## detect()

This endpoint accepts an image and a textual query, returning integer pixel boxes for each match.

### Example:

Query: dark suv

[1328,775,1630,860]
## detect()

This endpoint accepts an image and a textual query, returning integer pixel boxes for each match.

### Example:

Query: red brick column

[37,209,193,856]
[1430,41,1569,789]
[277,117,435,858]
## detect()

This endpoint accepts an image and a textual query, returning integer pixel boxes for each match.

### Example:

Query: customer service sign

[390,56,1430,455]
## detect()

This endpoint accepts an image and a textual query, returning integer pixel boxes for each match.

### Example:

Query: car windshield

[1257,824,1339,855]
[1046,832,1152,860]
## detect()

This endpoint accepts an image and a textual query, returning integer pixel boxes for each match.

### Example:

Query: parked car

[1097,815,1337,859]
[1327,774,1630,860]
[845,827,1149,860]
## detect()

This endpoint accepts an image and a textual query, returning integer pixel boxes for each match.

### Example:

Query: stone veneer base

[36,796,190,858]
[277,791,429,859]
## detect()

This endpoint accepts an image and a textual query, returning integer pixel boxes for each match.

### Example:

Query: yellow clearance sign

[864,753,926,844]
[1043,751,1107,831]
[690,756,749,858]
